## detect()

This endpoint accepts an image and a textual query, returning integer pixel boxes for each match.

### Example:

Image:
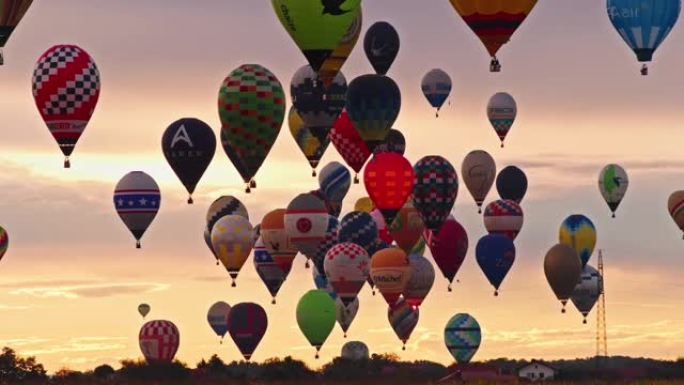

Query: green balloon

[296,289,336,357]
[272,0,362,72]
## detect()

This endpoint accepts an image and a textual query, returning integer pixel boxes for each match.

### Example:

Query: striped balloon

[139,320,180,364]
[444,313,481,364]
[285,193,330,263]
[114,171,160,249]
[483,199,524,241]
[387,297,419,349]
[668,191,684,239]
[319,161,351,216]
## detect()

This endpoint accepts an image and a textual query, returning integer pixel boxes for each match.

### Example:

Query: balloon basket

[0,49,4,66]
[494,290,499,297]
[187,196,194,204]
[64,156,71,169]
[271,298,276,305]
[305,260,310,269]
[612,213,616,219]
[250,180,257,189]
[447,285,452,293]
[500,142,504,148]
[245,185,251,193]
[136,240,141,249]
[312,169,317,177]
[231,280,236,288]
[354,174,359,184]
[343,333,347,338]
[641,64,648,76]
[583,319,587,325]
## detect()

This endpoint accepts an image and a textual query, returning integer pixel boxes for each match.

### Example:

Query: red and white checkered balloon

[324,242,370,307]
[139,320,179,364]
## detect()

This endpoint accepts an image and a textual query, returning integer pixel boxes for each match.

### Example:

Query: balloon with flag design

[487,92,517,147]
[139,320,179,364]
[483,199,524,241]
[559,214,596,267]
[475,234,515,296]
[207,301,231,342]
[285,192,330,266]
[364,152,415,226]
[114,171,160,249]
[425,216,468,291]
[388,297,419,350]
[211,215,255,287]
[227,302,268,361]
[0,0,33,65]
[32,45,100,168]
[599,164,628,218]
[330,110,371,183]
[444,313,481,364]
[421,69,452,117]
[363,21,400,75]
[346,74,401,152]
[324,242,370,307]
[412,155,459,233]
[253,236,287,304]
[260,209,298,274]
[462,150,496,213]
[297,289,337,359]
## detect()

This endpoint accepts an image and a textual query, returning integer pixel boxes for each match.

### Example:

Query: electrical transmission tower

[596,249,608,366]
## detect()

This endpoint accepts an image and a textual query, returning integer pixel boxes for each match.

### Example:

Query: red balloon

[139,320,180,364]
[424,216,468,291]
[330,110,371,183]
[364,153,414,226]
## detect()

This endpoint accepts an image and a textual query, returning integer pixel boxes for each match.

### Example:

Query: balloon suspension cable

[641,64,648,76]
[354,174,359,184]
[305,260,310,269]
[187,196,194,205]
[136,240,141,249]
[250,179,257,189]
[64,156,71,169]
[312,169,317,177]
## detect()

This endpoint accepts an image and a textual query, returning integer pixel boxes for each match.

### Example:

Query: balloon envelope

[138,304,150,319]
[374,128,406,155]
[207,301,231,338]
[496,166,527,203]
[413,156,459,233]
[370,247,412,305]
[403,254,435,307]
[390,203,425,254]
[476,234,515,294]
[324,242,370,306]
[0,226,8,261]
[297,289,337,355]
[462,150,496,212]
[285,193,330,259]
[487,92,517,146]
[0,1,33,57]
[599,164,628,216]
[227,303,268,361]
[261,209,298,273]
[363,21,400,75]
[421,69,452,112]
[483,199,524,241]
[338,211,379,255]
[330,110,371,175]
[559,214,596,267]
[319,161,351,215]
[544,244,583,308]
[336,296,359,336]
[139,320,179,364]
[425,217,468,287]
[668,191,684,237]
[346,74,401,152]
[444,313,481,364]
[253,237,287,301]
[364,152,415,225]
[341,341,369,360]
[211,215,255,285]
[571,265,601,322]
[388,297,419,346]
[114,171,160,248]
[290,65,346,133]
[288,106,329,173]
[319,10,362,87]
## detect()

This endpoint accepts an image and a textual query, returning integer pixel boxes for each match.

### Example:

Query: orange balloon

[390,203,425,254]
[370,247,412,305]
[261,209,298,274]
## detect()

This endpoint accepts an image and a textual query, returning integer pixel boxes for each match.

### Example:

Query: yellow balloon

[354,197,374,213]
[211,215,255,287]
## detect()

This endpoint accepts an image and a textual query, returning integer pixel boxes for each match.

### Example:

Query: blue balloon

[338,211,379,254]
[475,234,516,295]
[607,0,680,64]
[319,161,351,206]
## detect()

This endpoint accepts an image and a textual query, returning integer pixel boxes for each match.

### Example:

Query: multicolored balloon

[462,150,496,213]
[389,203,424,254]
[374,128,406,155]
[260,209,298,274]
[32,45,100,168]
[444,313,481,364]
[0,1,33,64]
[475,234,515,296]
[296,289,337,359]
[330,110,371,182]
[363,21,400,75]
[424,216,468,291]
[227,302,268,361]
[413,156,459,233]
[205,196,249,263]
[139,320,179,364]
[0,226,8,261]
[403,254,435,308]
[114,171,160,249]
[324,242,370,307]
[421,69,452,117]
[211,215,256,287]
[218,64,285,192]
[162,118,216,204]
[319,161,351,217]
[496,165,527,203]
[599,164,628,218]
[285,192,330,265]
[668,191,684,239]
[137,303,150,319]
[388,297,419,350]
[319,10,362,87]
[338,211,379,255]
[346,74,401,152]
[336,296,359,338]
[487,92,517,147]
[364,152,415,225]
[483,199,524,241]
[207,301,231,341]
[370,247,412,306]
[288,106,329,175]
[544,244,582,312]
[253,237,287,304]
[559,214,597,267]
[571,265,601,324]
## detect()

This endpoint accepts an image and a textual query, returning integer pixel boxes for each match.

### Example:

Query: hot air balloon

[319,10,362,87]
[370,208,394,245]
[390,203,425,254]
[448,0,538,72]
[444,313,481,364]
[668,191,684,239]
[496,166,527,203]
[211,215,255,287]
[285,192,330,266]
[311,215,340,274]
[218,64,285,192]
[475,234,515,296]
[364,152,415,225]
[487,92,517,147]
[607,0,681,75]
[354,197,374,213]
[271,0,361,75]
[254,237,287,304]
[411,237,426,256]
[205,196,249,264]
[599,164,628,218]
[114,172,160,249]
[388,297,419,350]
[312,263,337,299]
[403,254,435,308]
[138,304,150,319]
[260,209,298,274]
[32,45,100,168]
[462,150,496,213]
[227,303,268,361]
[207,301,231,342]
[374,128,406,155]
[559,215,597,267]
[0,226,8,261]
[571,265,601,324]
[338,211,379,254]
[139,320,179,364]
[297,289,337,358]
[363,21,400,75]
[483,199,524,241]
[424,216,468,291]
[346,74,401,152]
[161,118,216,204]
[336,297,359,338]
[341,340,369,360]
[413,156,459,233]
[370,247,412,305]
[421,69,452,117]
[319,161,351,216]
[330,110,371,183]
[324,242,370,306]
[544,244,582,312]
[288,106,329,176]
[0,0,32,65]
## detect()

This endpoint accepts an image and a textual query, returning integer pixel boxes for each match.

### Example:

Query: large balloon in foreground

[218,64,285,192]
[207,301,231,341]
[211,215,255,287]
[487,92,517,147]
[599,164,628,218]
[319,10,362,87]
[462,150,496,213]
[496,166,527,203]
[425,217,468,291]
[297,289,337,358]
[0,1,33,64]
[607,0,681,75]
[668,191,684,239]
[544,244,582,312]
[370,247,412,306]
[138,304,150,319]
[476,234,515,296]
[341,341,369,361]
[448,0,538,71]
[139,320,179,364]
[364,152,415,226]
[388,297,419,350]
[421,69,452,117]
[114,171,160,249]
[271,0,361,73]
[412,156,459,233]
[559,214,596,267]
[363,21,400,75]
[0,226,8,261]
[346,74,401,152]
[571,265,601,324]
[330,110,372,182]
[260,209,298,273]
[32,45,100,168]
[483,199,524,241]
[444,313,481,364]
[162,118,216,204]
[227,303,268,361]
[403,254,435,308]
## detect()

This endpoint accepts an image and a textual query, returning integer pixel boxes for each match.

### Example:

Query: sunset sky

[0,0,683,372]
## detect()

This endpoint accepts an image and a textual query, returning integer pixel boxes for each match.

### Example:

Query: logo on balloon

[297,218,313,233]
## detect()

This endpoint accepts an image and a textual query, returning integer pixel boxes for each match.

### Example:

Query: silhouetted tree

[0,347,47,383]
[92,364,114,380]
[118,359,190,382]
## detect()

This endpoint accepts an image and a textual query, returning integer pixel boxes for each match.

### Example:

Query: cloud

[22,336,127,356]
[0,304,30,311]
[9,282,170,299]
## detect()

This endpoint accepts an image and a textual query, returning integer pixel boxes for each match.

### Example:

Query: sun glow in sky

[0,0,682,372]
